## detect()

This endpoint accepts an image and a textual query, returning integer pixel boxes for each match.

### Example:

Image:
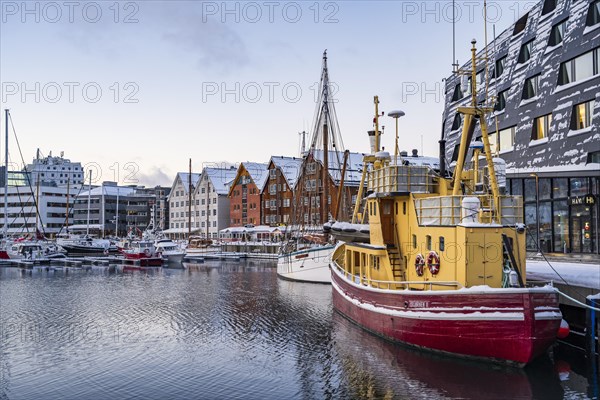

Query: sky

[0,0,530,186]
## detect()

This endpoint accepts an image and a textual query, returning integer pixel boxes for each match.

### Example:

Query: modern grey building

[71,182,159,237]
[442,0,600,254]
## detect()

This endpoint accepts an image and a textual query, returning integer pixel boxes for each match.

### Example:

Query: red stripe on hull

[331,270,560,366]
[0,251,9,260]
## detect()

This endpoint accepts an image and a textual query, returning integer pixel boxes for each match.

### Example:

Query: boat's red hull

[330,265,561,366]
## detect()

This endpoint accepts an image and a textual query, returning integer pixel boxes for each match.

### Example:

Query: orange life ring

[415,253,425,277]
[427,251,440,275]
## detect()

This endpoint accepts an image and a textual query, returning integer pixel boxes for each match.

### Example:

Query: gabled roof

[227,162,269,197]
[310,149,367,186]
[168,172,201,201]
[265,156,304,190]
[200,167,238,195]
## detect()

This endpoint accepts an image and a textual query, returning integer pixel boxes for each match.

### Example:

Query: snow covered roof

[267,156,304,190]
[77,185,136,198]
[399,155,440,170]
[177,172,201,193]
[241,162,269,188]
[311,149,367,186]
[202,167,238,195]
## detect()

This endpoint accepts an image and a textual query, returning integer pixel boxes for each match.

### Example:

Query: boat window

[426,235,432,250]
[403,202,406,215]
[374,202,377,216]
[439,237,445,251]
[412,234,417,249]
[395,202,398,215]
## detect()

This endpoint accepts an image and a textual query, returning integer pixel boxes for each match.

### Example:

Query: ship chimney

[412,149,418,157]
[400,150,408,157]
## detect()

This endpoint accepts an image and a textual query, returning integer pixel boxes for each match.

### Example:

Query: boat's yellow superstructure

[332,41,527,292]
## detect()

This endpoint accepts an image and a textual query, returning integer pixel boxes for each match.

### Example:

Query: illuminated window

[571,100,594,130]
[498,126,516,152]
[532,114,553,140]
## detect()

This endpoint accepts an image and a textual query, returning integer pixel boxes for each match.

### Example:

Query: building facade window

[571,99,594,130]
[548,19,567,47]
[451,83,463,102]
[522,75,540,99]
[586,0,600,26]
[532,113,553,140]
[541,0,556,16]
[518,39,534,63]
[509,177,598,254]
[495,89,508,111]
[498,126,516,152]
[451,113,461,131]
[494,56,506,78]
[558,48,599,85]
[513,13,529,36]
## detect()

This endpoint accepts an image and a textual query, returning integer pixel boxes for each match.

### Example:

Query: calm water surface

[0,261,597,400]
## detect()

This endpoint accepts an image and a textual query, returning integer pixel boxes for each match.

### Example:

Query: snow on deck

[527,260,600,290]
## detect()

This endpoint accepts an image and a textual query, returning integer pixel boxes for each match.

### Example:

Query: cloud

[162,9,249,73]
[135,167,172,187]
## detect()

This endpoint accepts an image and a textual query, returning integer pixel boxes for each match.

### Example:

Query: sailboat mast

[86,169,91,236]
[3,109,8,237]
[188,158,192,240]
[321,51,330,224]
[66,176,70,231]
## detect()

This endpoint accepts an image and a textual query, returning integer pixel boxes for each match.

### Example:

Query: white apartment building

[165,172,201,239]
[194,166,238,239]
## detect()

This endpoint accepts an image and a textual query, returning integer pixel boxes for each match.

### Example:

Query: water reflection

[0,263,596,400]
[331,313,572,399]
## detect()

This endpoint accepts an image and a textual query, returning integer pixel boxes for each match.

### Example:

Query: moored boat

[330,41,561,366]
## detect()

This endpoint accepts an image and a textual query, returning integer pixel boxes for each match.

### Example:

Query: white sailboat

[277,51,349,284]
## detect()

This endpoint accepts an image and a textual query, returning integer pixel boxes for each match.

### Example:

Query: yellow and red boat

[330,41,562,366]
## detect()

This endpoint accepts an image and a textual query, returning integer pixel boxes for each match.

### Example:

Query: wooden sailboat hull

[330,263,561,366]
[277,245,335,283]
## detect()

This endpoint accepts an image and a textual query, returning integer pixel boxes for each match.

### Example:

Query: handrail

[332,261,463,291]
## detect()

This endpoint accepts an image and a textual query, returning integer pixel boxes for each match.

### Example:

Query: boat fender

[144,248,151,257]
[427,251,440,275]
[557,319,570,339]
[415,254,425,277]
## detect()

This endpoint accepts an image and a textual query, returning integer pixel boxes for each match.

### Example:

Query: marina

[1,0,599,398]
[0,261,597,400]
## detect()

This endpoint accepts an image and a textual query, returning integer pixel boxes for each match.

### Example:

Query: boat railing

[368,165,435,194]
[332,261,463,291]
[414,195,523,226]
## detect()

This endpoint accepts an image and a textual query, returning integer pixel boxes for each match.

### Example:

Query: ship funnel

[412,149,418,157]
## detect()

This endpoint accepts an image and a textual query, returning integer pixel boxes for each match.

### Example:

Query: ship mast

[3,109,8,238]
[452,40,501,221]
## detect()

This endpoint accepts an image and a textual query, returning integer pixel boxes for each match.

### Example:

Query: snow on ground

[527,260,600,290]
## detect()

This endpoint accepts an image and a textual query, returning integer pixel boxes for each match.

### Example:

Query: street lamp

[388,110,406,162]
[530,173,540,254]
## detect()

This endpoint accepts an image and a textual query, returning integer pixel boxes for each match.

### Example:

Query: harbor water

[0,261,597,400]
